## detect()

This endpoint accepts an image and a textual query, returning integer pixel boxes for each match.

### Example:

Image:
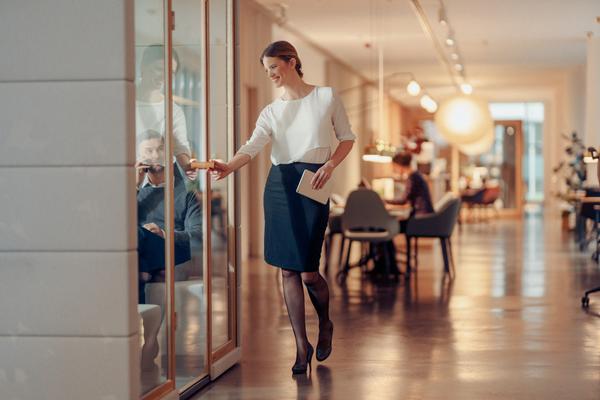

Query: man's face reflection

[138,138,165,173]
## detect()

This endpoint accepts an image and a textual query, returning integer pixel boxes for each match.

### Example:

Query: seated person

[136,130,202,303]
[386,152,434,226]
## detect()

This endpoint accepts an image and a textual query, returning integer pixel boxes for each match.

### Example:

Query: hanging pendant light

[434,95,493,145]
[457,129,495,156]
[363,1,394,164]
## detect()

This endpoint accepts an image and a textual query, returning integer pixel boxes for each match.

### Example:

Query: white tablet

[296,169,332,205]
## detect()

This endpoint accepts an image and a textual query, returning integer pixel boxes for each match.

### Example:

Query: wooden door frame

[494,120,523,218]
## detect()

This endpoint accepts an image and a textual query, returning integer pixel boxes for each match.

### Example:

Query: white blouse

[136,100,192,157]
[237,86,356,165]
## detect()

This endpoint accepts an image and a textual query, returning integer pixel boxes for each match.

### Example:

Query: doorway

[458,120,524,217]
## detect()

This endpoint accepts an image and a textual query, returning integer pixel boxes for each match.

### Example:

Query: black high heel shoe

[292,343,314,375]
[316,321,334,362]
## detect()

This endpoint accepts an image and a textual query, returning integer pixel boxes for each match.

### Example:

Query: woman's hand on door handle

[209,159,232,181]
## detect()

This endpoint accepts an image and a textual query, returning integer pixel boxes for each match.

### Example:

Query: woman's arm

[209,106,271,180]
[385,173,415,205]
[210,153,252,181]
[311,140,354,189]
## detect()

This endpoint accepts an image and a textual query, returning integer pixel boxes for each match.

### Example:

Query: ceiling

[256,0,600,104]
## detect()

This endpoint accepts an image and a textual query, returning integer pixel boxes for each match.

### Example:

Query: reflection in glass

[172,0,208,389]
[489,102,545,204]
[135,0,235,392]
[137,45,193,173]
[208,0,232,352]
[459,123,520,211]
[134,2,170,394]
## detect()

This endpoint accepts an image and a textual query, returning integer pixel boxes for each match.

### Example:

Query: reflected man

[136,130,202,303]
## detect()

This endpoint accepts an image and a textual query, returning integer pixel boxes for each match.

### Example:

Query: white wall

[238,0,274,259]
[0,1,140,399]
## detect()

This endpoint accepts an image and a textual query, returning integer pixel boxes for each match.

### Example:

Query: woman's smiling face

[262,56,296,88]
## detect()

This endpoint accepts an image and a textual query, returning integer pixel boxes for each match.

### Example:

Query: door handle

[190,160,215,170]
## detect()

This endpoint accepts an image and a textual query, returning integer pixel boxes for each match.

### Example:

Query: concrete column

[584,35,600,185]
[0,1,140,399]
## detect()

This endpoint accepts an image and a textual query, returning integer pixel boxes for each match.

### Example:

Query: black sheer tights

[281,269,331,364]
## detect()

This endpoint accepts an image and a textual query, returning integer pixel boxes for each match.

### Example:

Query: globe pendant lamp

[434,95,493,145]
[457,128,495,156]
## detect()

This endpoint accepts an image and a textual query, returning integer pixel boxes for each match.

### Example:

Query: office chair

[582,147,600,308]
[404,197,462,280]
[336,188,400,284]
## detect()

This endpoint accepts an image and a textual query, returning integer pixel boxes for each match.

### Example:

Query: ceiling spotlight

[450,52,459,61]
[460,83,473,95]
[445,37,455,47]
[454,63,464,72]
[420,94,438,113]
[406,79,421,96]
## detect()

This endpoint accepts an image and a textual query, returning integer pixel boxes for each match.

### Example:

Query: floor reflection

[194,213,600,400]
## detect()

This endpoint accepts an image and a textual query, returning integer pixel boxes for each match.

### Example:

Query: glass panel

[497,124,518,209]
[459,122,520,211]
[208,0,232,351]
[490,102,545,203]
[171,0,208,389]
[134,1,170,394]
[523,104,544,202]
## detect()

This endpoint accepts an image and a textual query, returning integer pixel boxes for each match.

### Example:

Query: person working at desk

[136,130,202,303]
[386,151,434,221]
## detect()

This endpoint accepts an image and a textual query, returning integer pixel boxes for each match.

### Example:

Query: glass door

[490,120,523,216]
[206,0,238,369]
[135,0,239,398]
[134,1,175,397]
[460,120,524,216]
[170,0,209,391]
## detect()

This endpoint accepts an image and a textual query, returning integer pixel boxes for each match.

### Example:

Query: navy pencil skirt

[263,162,329,272]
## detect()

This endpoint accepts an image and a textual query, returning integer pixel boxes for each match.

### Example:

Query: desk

[330,205,411,220]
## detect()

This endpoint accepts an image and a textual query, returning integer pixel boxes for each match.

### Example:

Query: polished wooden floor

[194,213,600,399]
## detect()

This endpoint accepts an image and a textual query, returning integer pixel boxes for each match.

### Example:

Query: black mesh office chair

[582,147,600,308]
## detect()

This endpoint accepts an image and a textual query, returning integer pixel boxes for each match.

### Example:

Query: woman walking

[210,41,355,374]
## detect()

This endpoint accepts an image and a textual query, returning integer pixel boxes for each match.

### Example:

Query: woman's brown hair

[260,41,303,78]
